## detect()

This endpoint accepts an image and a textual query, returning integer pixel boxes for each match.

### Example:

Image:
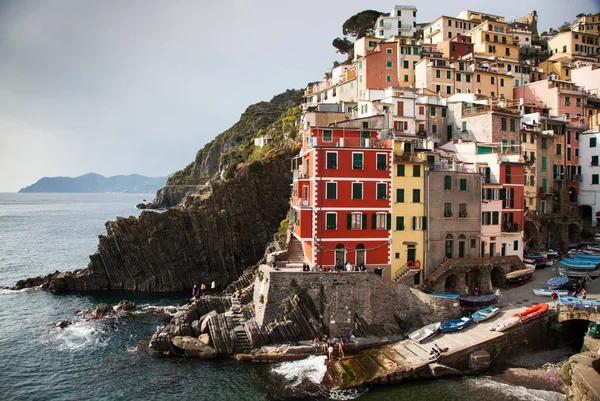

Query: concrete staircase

[285,236,305,269]
[231,296,251,353]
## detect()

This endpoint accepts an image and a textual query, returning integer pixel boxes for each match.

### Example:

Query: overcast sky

[0,0,598,191]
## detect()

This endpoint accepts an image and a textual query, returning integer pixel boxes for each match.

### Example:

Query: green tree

[332,37,353,55]
[342,10,385,39]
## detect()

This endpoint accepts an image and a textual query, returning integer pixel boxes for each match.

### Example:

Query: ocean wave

[466,377,565,401]
[0,285,42,295]
[271,355,328,387]
[134,304,178,315]
[327,388,369,400]
[39,320,111,352]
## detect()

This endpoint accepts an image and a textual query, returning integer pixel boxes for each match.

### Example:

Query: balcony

[399,24,413,31]
[379,22,392,29]
[296,198,310,207]
[393,152,428,163]
[309,136,392,149]
[502,222,520,233]
[292,169,309,180]
[566,117,586,130]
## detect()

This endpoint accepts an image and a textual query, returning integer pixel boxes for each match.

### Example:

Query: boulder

[56,320,72,329]
[198,333,210,345]
[115,300,137,312]
[191,320,201,337]
[469,350,491,372]
[200,311,217,333]
[172,336,217,358]
[88,303,115,320]
[429,363,462,378]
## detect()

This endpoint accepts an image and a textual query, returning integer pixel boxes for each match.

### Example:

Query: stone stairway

[231,296,251,353]
[285,236,305,269]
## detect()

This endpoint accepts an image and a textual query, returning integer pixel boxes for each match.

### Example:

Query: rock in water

[198,333,210,345]
[171,336,217,358]
[88,303,115,320]
[56,320,72,329]
[469,350,491,372]
[115,300,136,312]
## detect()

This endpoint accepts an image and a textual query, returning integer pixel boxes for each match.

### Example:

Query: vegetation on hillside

[331,10,385,65]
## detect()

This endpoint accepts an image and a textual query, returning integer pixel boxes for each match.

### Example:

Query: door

[356,244,366,266]
[407,248,416,264]
[458,241,466,258]
[501,243,507,256]
[490,242,496,257]
[335,245,345,267]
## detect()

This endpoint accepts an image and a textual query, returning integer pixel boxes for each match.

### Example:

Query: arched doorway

[356,244,366,267]
[569,186,578,203]
[335,244,345,267]
[569,224,582,244]
[490,267,505,289]
[458,234,467,258]
[577,205,593,228]
[524,220,540,249]
[445,274,459,293]
[466,269,483,294]
[445,234,454,259]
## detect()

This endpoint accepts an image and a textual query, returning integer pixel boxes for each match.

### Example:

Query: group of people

[191,283,207,299]
[312,336,351,361]
[301,262,370,273]
[429,343,449,360]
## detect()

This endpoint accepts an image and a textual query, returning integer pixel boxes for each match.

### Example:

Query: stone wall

[254,265,459,337]
[427,255,524,294]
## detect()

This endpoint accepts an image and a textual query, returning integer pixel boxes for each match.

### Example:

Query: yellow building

[415,57,456,96]
[391,137,428,284]
[571,12,600,36]
[538,59,574,81]
[396,37,421,87]
[547,31,600,62]
[466,20,519,61]
[456,10,505,24]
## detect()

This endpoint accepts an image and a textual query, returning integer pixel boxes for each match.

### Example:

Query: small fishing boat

[519,303,549,322]
[524,253,544,261]
[459,293,498,307]
[540,258,554,268]
[408,322,441,343]
[472,306,500,323]
[441,316,474,333]
[505,267,535,286]
[559,296,600,310]
[546,275,569,289]
[560,259,599,269]
[430,293,460,299]
[523,257,536,264]
[559,266,600,278]
[546,250,560,259]
[533,288,569,297]
[524,263,536,269]
[490,315,520,332]
[571,252,600,261]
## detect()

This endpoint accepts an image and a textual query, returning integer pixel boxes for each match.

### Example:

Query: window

[477,74,481,83]
[446,85,451,94]
[459,178,467,191]
[565,96,571,106]
[432,124,437,133]
[396,216,405,230]
[456,73,462,82]
[386,75,391,83]
[326,182,337,199]
[557,144,562,155]
[501,78,505,87]
[492,211,499,225]
[593,174,599,185]
[501,117,507,131]
[376,183,387,200]
[446,71,451,79]
[413,216,426,230]
[386,48,393,54]
[352,182,363,199]
[397,164,405,176]
[326,213,336,229]
[471,239,477,248]
[435,69,440,78]
[413,165,421,177]
[510,118,515,132]
[431,107,436,116]
[326,152,337,169]
[466,74,471,83]
[514,240,519,251]
[541,137,547,149]
[323,129,332,142]
[375,213,390,229]
[413,189,421,203]
[459,203,467,218]
[403,60,409,69]
[491,76,495,85]
[376,153,387,170]
[593,155,599,166]
[442,108,446,118]
[436,84,441,93]
[353,153,363,170]
[350,213,364,230]
[396,188,405,203]
[445,234,453,258]
[444,202,452,217]
[444,175,452,190]
[591,137,597,147]
[541,156,547,171]
[386,60,393,69]
[462,121,467,131]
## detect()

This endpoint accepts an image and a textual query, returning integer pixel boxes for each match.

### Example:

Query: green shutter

[396,216,404,230]
[396,188,404,203]
[397,164,405,176]
[413,189,420,203]
[326,183,336,199]
[352,183,362,199]
[372,213,377,229]
[542,178,547,193]
[413,165,420,177]
[492,211,499,225]
[362,213,367,229]
[347,213,352,230]
[412,216,416,229]
[499,188,507,200]
[460,179,467,191]
[444,175,452,190]
[422,216,427,230]
[387,213,392,230]
[541,156,547,171]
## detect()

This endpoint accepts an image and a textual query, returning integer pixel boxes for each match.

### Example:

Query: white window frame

[376,212,387,229]
[376,152,387,170]
[322,129,333,142]
[325,151,338,169]
[376,182,387,200]
[352,182,363,199]
[351,212,362,230]
[352,152,364,170]
[325,181,337,200]
[325,212,337,230]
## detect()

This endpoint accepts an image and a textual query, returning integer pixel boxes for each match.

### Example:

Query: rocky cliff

[14,149,295,293]
[149,89,302,208]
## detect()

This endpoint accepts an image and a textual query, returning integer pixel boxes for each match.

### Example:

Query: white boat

[489,315,520,332]
[533,288,569,297]
[408,322,441,343]
[559,266,600,278]
[524,263,535,269]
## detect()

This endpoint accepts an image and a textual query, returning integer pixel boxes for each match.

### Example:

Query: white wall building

[579,128,600,227]
[374,5,417,39]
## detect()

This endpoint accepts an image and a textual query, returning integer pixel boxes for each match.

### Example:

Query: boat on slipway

[533,288,569,297]
[408,322,441,343]
[558,266,600,278]
[430,294,460,299]
[559,296,600,310]
[518,303,548,322]
[505,266,535,286]
[441,317,474,333]
[546,275,569,290]
[472,306,500,323]
[459,293,498,307]
[490,315,520,332]
[560,258,599,269]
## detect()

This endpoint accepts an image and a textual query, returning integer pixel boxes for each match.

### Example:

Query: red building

[291,126,392,268]
[499,159,525,256]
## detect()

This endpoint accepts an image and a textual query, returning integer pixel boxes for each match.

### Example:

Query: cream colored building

[422,16,475,44]
[547,31,600,62]
[571,12,600,36]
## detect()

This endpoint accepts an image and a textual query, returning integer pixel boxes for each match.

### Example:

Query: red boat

[519,303,549,322]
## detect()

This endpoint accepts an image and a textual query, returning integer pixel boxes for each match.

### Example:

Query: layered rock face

[14,150,294,293]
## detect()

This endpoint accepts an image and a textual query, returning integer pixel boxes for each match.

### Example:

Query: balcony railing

[393,153,428,163]
[292,169,309,180]
[566,117,586,130]
[296,198,310,207]
[502,223,519,233]
[310,137,392,149]
[399,24,413,30]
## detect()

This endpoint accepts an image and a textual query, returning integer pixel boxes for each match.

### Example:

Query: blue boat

[546,275,569,290]
[559,296,600,310]
[441,316,474,333]
[472,306,500,323]
[571,253,600,261]
[524,253,544,261]
[459,293,498,307]
[431,293,460,299]
[560,259,599,269]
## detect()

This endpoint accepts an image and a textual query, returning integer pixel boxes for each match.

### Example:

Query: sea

[0,193,567,401]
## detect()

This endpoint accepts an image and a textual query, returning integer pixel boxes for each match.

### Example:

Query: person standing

[192,285,198,299]
[551,291,558,308]
[582,288,587,299]
[200,283,207,297]
[338,337,345,359]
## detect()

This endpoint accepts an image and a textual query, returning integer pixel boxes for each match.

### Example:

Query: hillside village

[284,7,600,287]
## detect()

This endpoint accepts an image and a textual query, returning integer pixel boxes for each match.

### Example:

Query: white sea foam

[271,355,328,387]
[41,320,110,352]
[327,388,369,400]
[135,304,178,315]
[467,377,565,401]
[0,286,42,295]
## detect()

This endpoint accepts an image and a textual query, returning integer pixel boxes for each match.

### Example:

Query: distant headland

[18,173,168,194]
